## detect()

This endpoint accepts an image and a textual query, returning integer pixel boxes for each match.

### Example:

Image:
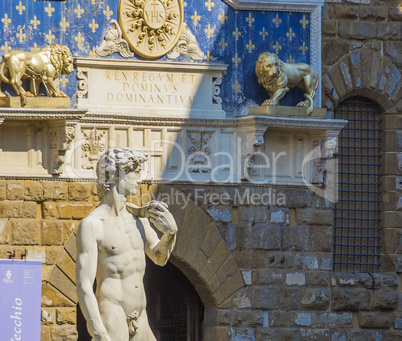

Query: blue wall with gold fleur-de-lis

[0,0,310,115]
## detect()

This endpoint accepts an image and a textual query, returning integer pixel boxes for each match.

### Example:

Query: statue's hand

[147,202,178,235]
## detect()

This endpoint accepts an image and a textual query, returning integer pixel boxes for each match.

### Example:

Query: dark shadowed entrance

[77,258,204,341]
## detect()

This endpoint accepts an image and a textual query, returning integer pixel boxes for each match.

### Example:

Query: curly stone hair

[96,147,147,200]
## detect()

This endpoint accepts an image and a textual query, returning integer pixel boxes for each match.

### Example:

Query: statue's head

[96,147,147,200]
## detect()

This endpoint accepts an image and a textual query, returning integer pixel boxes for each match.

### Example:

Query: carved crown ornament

[118,0,184,59]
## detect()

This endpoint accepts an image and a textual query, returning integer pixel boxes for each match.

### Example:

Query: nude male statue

[76,148,178,341]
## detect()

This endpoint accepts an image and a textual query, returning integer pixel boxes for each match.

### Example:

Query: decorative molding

[222,0,324,11]
[96,20,134,58]
[167,23,204,61]
[76,70,88,99]
[212,76,223,105]
[81,128,106,170]
[0,108,87,120]
[187,132,213,173]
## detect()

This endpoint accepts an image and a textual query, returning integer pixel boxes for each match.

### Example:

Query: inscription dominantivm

[118,0,183,58]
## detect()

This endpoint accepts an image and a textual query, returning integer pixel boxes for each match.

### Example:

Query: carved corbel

[237,125,267,180]
[311,133,339,186]
[49,124,76,175]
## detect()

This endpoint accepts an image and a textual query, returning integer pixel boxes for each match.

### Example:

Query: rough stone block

[339,20,377,39]
[334,4,359,19]
[11,219,41,245]
[310,226,332,252]
[282,225,310,251]
[358,312,391,328]
[0,180,6,200]
[41,325,51,341]
[294,312,312,327]
[378,22,402,41]
[331,288,361,311]
[41,282,75,307]
[296,208,333,226]
[42,308,55,325]
[327,63,347,100]
[24,181,45,201]
[322,19,337,36]
[43,181,69,201]
[388,7,402,21]
[359,5,387,20]
[306,271,330,287]
[381,211,402,228]
[322,39,351,68]
[231,310,263,327]
[286,272,306,286]
[253,224,281,250]
[51,325,78,341]
[371,288,398,310]
[301,288,331,310]
[55,307,76,325]
[6,180,24,200]
[252,286,280,310]
[280,288,301,310]
[385,41,402,69]
[68,183,92,202]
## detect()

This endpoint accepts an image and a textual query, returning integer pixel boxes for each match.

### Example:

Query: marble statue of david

[76,148,178,341]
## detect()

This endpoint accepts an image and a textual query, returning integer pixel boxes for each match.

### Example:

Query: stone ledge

[0,96,71,109]
[248,105,327,118]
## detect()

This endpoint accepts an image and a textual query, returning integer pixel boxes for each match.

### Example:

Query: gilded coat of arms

[118,0,183,59]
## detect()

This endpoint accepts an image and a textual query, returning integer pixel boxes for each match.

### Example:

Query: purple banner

[0,259,42,341]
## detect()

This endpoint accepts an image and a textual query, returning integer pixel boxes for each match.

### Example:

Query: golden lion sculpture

[255,52,319,115]
[0,44,74,106]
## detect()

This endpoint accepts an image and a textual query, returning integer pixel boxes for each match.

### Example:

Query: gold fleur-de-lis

[16,1,25,15]
[300,41,308,55]
[59,75,69,88]
[273,13,282,28]
[286,28,295,42]
[191,11,201,26]
[300,15,309,29]
[104,6,113,20]
[232,53,241,67]
[75,32,85,49]
[204,0,215,12]
[219,10,228,25]
[286,55,295,64]
[1,42,11,54]
[45,30,55,44]
[31,43,40,52]
[232,80,241,94]
[246,13,255,27]
[30,16,40,30]
[273,41,282,54]
[246,40,255,54]
[92,0,96,4]
[89,47,98,58]
[184,2,187,6]
[259,27,268,40]
[204,51,212,63]
[1,14,11,29]
[45,3,55,17]
[60,17,70,32]
[204,24,214,39]
[75,4,84,19]
[219,37,228,52]
[17,28,26,43]
[89,19,98,33]
[233,27,241,41]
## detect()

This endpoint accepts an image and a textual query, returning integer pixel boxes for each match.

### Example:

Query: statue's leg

[98,301,130,340]
[0,61,7,97]
[263,87,289,106]
[129,312,156,341]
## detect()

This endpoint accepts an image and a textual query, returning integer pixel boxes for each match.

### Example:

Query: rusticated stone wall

[322,0,401,74]
[1,180,401,340]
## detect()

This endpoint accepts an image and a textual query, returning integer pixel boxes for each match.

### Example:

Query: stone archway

[47,184,245,314]
[321,46,401,115]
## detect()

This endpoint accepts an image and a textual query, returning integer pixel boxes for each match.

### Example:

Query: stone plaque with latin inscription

[75,58,227,119]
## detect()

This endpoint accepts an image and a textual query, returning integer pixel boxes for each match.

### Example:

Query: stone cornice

[80,113,237,128]
[0,108,87,122]
[237,115,348,131]
[222,0,323,12]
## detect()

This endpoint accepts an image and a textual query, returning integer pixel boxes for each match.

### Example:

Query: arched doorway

[77,258,204,341]
[145,258,204,341]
